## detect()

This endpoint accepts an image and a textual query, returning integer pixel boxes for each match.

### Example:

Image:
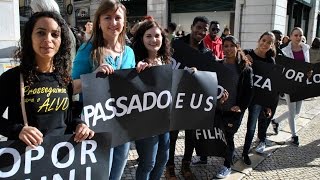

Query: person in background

[84,20,93,41]
[0,11,94,147]
[167,22,177,42]
[272,27,310,146]
[302,35,307,44]
[203,21,224,60]
[221,27,231,39]
[72,1,135,179]
[241,31,276,165]
[132,20,171,180]
[30,0,77,62]
[129,21,142,41]
[214,36,253,179]
[309,37,320,64]
[262,30,284,136]
[280,35,290,49]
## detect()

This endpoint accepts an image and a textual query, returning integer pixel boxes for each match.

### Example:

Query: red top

[203,34,224,59]
[292,50,305,62]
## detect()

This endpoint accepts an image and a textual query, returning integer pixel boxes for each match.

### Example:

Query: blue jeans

[243,104,262,155]
[109,142,130,180]
[135,133,170,180]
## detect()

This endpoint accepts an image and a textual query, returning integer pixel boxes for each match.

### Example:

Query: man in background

[203,21,224,60]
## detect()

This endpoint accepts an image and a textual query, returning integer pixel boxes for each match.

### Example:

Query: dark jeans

[135,133,170,180]
[258,99,279,142]
[223,111,245,168]
[167,130,178,166]
[243,104,262,155]
[166,129,195,166]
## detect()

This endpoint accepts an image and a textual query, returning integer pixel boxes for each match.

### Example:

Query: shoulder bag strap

[20,73,28,126]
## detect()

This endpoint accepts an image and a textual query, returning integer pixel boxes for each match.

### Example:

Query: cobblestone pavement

[123,97,320,180]
[1,98,319,180]
[242,103,320,180]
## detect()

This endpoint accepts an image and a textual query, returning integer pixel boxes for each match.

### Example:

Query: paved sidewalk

[123,97,320,180]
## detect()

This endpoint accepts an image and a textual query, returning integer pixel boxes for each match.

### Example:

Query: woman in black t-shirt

[0,12,94,148]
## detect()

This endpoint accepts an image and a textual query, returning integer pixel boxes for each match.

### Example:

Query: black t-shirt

[0,67,83,139]
[24,73,69,136]
[244,49,275,64]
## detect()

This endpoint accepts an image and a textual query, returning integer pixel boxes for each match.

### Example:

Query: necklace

[35,64,55,73]
[146,57,163,66]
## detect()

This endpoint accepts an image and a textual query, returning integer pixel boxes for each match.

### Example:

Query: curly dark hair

[14,11,71,87]
[131,20,171,64]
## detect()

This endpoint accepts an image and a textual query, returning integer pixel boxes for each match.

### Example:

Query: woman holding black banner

[214,36,253,179]
[0,12,94,148]
[132,20,171,180]
[241,31,276,165]
[72,1,136,179]
[272,27,310,146]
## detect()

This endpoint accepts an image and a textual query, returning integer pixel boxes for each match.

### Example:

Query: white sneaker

[215,166,231,179]
[255,142,266,154]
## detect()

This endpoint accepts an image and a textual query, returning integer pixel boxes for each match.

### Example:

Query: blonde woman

[272,27,310,146]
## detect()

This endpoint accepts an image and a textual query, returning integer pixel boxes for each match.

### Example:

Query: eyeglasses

[212,28,220,32]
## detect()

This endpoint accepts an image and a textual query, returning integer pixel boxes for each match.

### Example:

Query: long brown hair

[258,31,277,59]
[132,20,171,64]
[222,35,251,67]
[91,0,127,66]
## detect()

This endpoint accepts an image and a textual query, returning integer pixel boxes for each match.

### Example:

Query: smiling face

[31,17,61,62]
[191,21,209,43]
[143,26,163,56]
[223,40,237,59]
[257,34,274,54]
[99,7,125,40]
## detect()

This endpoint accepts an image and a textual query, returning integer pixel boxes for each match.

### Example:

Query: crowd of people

[0,0,319,180]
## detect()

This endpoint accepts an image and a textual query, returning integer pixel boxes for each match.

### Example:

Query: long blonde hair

[91,0,127,66]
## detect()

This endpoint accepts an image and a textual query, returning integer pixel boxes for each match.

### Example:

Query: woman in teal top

[71,1,135,180]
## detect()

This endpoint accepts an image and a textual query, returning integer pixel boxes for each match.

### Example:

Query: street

[123,97,320,180]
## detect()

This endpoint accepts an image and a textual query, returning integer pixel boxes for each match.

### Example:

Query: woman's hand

[136,61,150,73]
[264,108,272,118]
[19,126,43,148]
[94,64,114,75]
[187,67,197,74]
[231,106,241,112]
[245,54,253,62]
[306,69,313,79]
[74,123,95,143]
[219,89,229,104]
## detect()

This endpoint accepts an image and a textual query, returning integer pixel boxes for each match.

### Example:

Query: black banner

[0,133,111,180]
[194,112,227,157]
[172,40,234,111]
[276,56,320,101]
[251,60,283,107]
[81,65,218,147]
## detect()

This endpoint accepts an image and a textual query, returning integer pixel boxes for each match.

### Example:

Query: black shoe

[291,136,299,146]
[192,158,207,165]
[181,160,195,180]
[165,165,177,180]
[271,119,279,134]
[242,154,251,165]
